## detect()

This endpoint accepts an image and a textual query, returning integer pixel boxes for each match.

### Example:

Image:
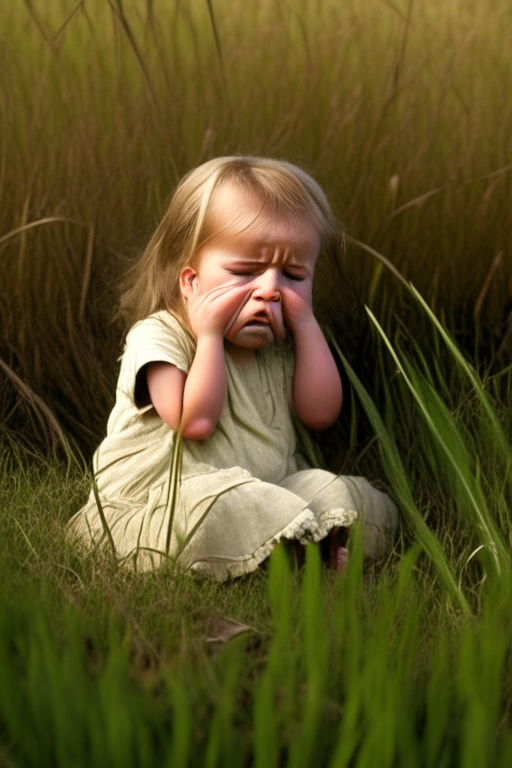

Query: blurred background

[2,0,511,457]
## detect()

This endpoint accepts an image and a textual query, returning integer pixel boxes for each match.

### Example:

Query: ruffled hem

[188,506,357,582]
[67,502,359,581]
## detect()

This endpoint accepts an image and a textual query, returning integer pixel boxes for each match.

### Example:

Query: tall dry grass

[1,0,512,454]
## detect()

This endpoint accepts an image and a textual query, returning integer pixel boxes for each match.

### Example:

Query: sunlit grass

[2,456,512,766]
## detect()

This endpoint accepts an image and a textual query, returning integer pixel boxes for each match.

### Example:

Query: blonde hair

[119,156,340,331]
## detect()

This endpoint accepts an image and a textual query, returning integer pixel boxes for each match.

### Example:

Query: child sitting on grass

[68,156,397,580]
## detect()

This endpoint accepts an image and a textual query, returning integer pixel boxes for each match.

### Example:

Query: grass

[2,290,512,765]
[2,0,512,764]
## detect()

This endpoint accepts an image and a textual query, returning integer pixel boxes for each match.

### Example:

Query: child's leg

[176,477,336,580]
[319,525,349,571]
[328,527,349,571]
[279,470,398,561]
[291,530,347,571]
[280,470,355,571]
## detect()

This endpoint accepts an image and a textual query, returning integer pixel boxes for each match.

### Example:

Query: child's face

[181,183,321,349]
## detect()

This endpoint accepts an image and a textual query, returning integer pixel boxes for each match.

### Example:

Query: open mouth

[244,318,269,326]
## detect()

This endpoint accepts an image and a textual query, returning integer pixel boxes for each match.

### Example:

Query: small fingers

[224,290,252,335]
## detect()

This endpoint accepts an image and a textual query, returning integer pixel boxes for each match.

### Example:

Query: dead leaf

[204,614,255,644]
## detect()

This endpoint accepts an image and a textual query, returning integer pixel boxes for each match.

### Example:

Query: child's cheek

[235,275,256,288]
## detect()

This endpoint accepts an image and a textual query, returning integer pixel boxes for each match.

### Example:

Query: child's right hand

[186,282,251,340]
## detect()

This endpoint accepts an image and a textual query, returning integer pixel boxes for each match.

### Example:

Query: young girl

[68,156,397,580]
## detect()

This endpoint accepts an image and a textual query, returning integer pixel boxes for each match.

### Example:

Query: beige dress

[67,311,397,580]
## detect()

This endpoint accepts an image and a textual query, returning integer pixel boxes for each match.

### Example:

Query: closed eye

[229,270,259,277]
[284,271,306,281]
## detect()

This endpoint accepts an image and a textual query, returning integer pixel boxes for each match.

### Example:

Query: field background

[2,0,512,455]
[2,0,512,765]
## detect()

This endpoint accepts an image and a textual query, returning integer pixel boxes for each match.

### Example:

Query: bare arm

[147,277,250,441]
[146,333,227,441]
[282,287,343,430]
[291,315,343,429]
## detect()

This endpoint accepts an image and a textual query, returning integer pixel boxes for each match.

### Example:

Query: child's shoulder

[127,309,186,342]
[122,310,196,373]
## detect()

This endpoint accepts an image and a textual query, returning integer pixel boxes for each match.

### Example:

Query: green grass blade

[366,307,508,577]
[328,333,470,616]
[91,470,117,562]
[409,283,512,453]
[164,427,183,556]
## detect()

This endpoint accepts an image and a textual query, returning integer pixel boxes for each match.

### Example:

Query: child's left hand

[281,285,316,336]
[282,283,343,429]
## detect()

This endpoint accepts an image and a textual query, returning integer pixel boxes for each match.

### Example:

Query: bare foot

[332,546,349,571]
[328,527,349,572]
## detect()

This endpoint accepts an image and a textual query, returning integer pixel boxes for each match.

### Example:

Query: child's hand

[281,286,316,336]
[186,282,251,339]
[267,299,287,343]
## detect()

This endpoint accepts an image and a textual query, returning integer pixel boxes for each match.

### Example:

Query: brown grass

[1,0,512,454]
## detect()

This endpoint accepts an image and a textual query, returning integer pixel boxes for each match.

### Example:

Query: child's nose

[252,269,281,302]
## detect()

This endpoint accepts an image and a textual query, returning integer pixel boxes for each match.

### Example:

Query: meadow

[1,0,512,764]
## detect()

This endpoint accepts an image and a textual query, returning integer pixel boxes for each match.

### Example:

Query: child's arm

[147,281,249,441]
[147,334,227,441]
[283,290,343,430]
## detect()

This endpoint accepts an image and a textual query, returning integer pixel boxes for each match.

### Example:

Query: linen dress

[67,310,398,580]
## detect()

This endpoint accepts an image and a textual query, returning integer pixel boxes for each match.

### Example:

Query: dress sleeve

[120,312,196,407]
